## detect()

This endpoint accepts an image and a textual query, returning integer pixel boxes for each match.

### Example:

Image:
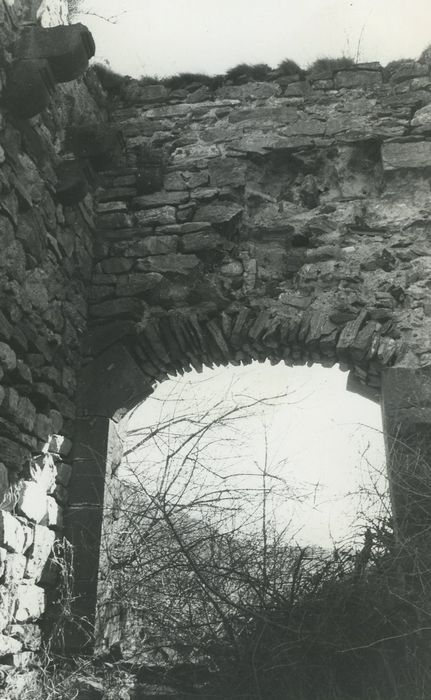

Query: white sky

[126,364,386,549]
[76,0,431,77]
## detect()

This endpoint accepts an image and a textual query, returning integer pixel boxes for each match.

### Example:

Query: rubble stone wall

[85,57,431,411]
[79,56,431,651]
[0,0,104,666]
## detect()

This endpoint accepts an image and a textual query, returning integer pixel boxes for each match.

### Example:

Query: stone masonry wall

[77,56,431,653]
[86,57,431,411]
[0,0,103,668]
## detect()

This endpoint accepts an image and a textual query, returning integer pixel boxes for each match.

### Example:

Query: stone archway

[66,61,431,649]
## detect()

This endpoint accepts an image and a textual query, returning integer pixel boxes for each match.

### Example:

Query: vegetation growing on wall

[308,56,356,75]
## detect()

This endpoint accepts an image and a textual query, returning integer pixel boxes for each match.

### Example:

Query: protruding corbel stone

[13,23,95,83]
[4,58,55,119]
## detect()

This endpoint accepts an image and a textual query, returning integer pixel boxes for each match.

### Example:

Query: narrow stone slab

[131,191,189,209]
[136,253,200,275]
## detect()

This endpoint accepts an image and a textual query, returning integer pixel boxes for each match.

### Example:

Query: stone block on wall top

[334,69,382,89]
[13,23,95,83]
[5,59,55,119]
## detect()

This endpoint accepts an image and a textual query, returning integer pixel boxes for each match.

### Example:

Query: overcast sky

[76,0,431,77]
[127,364,385,548]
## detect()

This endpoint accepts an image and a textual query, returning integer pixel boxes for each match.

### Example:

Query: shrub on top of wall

[225,62,272,84]
[92,63,128,95]
[276,58,303,76]
[160,72,225,91]
[138,75,162,86]
[308,56,355,76]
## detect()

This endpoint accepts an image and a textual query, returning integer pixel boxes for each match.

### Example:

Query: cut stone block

[3,553,27,586]
[381,141,431,170]
[334,69,382,89]
[25,525,55,582]
[0,342,16,372]
[13,584,45,623]
[48,435,72,457]
[17,482,48,524]
[0,512,28,554]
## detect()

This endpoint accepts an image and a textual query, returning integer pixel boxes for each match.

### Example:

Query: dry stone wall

[0,0,103,668]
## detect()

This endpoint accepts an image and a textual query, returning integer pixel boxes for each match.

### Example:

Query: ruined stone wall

[81,58,431,652]
[0,0,103,666]
[87,59,431,407]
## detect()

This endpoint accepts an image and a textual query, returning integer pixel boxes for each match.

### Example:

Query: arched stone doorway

[66,61,431,649]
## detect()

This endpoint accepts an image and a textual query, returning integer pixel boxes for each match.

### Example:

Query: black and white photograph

[1,0,431,697]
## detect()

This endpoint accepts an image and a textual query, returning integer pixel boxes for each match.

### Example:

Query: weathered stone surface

[0,439,30,473]
[99,257,134,274]
[3,553,27,587]
[48,435,72,457]
[334,70,382,89]
[121,235,179,257]
[13,584,45,623]
[25,525,55,581]
[208,158,247,187]
[122,82,169,104]
[116,273,163,295]
[131,192,189,209]
[381,140,431,170]
[29,453,56,494]
[0,343,16,373]
[0,512,28,554]
[136,253,200,275]
[411,103,431,129]
[17,482,48,524]
[194,203,243,226]
[134,206,176,226]
[181,231,225,252]
[216,82,280,100]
